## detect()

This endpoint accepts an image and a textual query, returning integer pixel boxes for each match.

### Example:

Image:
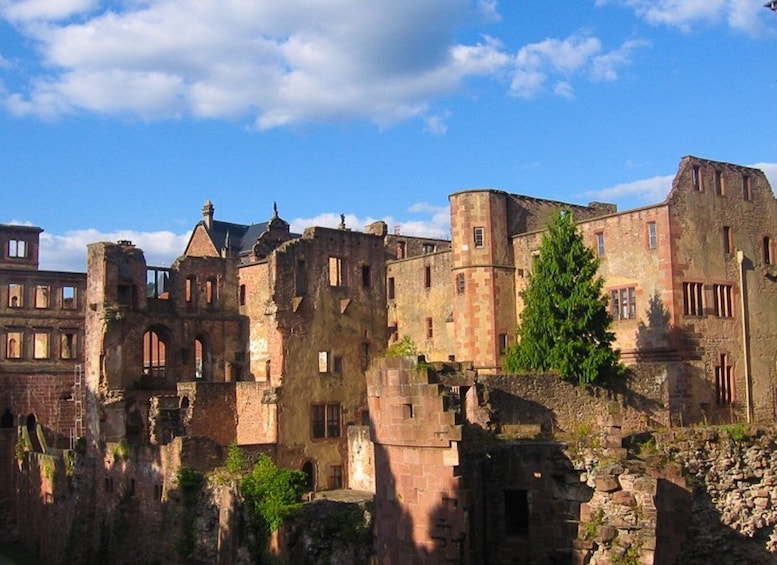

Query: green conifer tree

[503,209,623,385]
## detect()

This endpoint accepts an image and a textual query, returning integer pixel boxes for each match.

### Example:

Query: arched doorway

[302,460,316,492]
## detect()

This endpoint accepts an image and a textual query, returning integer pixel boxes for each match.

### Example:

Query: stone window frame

[722,226,733,256]
[595,232,605,258]
[5,329,23,359]
[387,277,395,300]
[610,287,637,321]
[424,265,432,288]
[328,464,343,489]
[473,227,485,248]
[763,236,773,266]
[455,273,465,295]
[311,402,342,440]
[647,222,658,250]
[61,285,77,310]
[33,330,50,360]
[714,169,725,196]
[683,282,704,316]
[60,330,78,360]
[742,174,752,201]
[7,239,27,259]
[715,353,734,405]
[425,317,433,339]
[712,284,733,318]
[34,285,50,309]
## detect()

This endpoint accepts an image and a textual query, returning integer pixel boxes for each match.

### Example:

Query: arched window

[195,338,205,380]
[143,329,166,377]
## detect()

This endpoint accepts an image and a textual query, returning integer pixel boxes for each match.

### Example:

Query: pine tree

[503,209,623,385]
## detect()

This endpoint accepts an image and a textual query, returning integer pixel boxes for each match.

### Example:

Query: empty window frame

[715,353,734,405]
[205,278,217,305]
[318,351,332,373]
[397,241,406,259]
[62,286,76,309]
[6,331,22,359]
[692,165,702,191]
[361,265,371,288]
[117,284,136,308]
[295,260,307,296]
[498,333,508,355]
[35,285,50,309]
[146,268,170,299]
[743,174,752,201]
[7,239,26,258]
[239,284,246,306]
[596,232,605,258]
[195,338,205,379]
[723,226,733,255]
[713,284,733,318]
[143,329,166,377]
[329,464,344,489]
[387,277,395,300]
[311,403,341,439]
[764,237,773,265]
[610,287,637,321]
[683,282,704,316]
[184,276,194,304]
[426,317,434,339]
[424,266,431,288]
[504,490,530,538]
[8,283,23,308]
[647,222,658,250]
[423,243,436,254]
[473,227,485,248]
[455,273,465,295]
[332,355,343,375]
[361,342,370,371]
[328,257,348,287]
[714,170,725,196]
[60,331,77,360]
[33,331,49,359]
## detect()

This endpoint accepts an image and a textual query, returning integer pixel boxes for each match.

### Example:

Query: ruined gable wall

[184,224,219,257]
[269,227,387,489]
[666,158,777,423]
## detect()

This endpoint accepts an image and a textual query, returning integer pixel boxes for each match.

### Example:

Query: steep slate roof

[205,220,270,256]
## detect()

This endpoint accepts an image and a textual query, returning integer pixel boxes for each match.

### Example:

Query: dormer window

[7,239,26,259]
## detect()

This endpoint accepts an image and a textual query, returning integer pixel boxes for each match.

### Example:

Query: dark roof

[207,220,270,255]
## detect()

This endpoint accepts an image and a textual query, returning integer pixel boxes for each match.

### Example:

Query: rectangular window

[33,331,49,359]
[295,260,306,296]
[424,266,431,288]
[426,317,434,339]
[318,351,329,373]
[647,222,658,250]
[498,333,508,355]
[683,282,704,316]
[715,170,724,196]
[723,226,733,255]
[402,403,414,419]
[743,174,752,201]
[715,353,734,405]
[329,465,343,489]
[692,165,702,190]
[423,243,436,254]
[504,490,530,538]
[60,331,77,360]
[8,283,23,308]
[62,285,76,309]
[473,227,485,248]
[329,257,348,287]
[118,284,135,307]
[387,277,395,300]
[6,331,22,359]
[239,284,246,306]
[333,355,343,374]
[311,405,326,439]
[206,279,216,305]
[35,285,50,309]
[361,265,371,288]
[397,241,406,259]
[361,342,370,371]
[8,239,27,258]
[596,232,605,258]
[326,404,341,438]
[610,287,637,320]
[764,237,773,265]
[713,284,733,318]
[456,273,465,295]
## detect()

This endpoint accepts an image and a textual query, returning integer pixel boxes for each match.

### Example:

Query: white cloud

[509,34,647,99]
[598,0,773,36]
[38,228,191,272]
[586,174,674,204]
[0,1,648,126]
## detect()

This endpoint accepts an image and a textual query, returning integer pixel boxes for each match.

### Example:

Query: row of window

[6,239,29,260]
[318,344,371,374]
[683,282,733,317]
[3,283,78,310]
[692,165,752,201]
[595,221,659,259]
[3,329,79,360]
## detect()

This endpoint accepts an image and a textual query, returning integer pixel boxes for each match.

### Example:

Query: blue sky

[2,0,776,272]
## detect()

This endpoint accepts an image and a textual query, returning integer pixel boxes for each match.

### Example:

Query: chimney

[202,200,214,229]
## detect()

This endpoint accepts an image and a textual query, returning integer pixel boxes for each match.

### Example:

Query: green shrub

[225,442,247,474]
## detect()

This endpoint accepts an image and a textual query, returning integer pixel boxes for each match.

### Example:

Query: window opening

[146,268,170,299]
[426,317,434,339]
[318,351,329,373]
[743,174,752,201]
[361,342,370,371]
[713,284,733,318]
[328,257,348,287]
[34,285,49,309]
[473,227,485,248]
[6,331,22,359]
[596,232,605,258]
[143,329,166,377]
[239,284,246,306]
[683,282,704,316]
[362,265,371,287]
[610,287,637,320]
[118,284,136,308]
[33,331,49,359]
[764,237,773,265]
[206,279,217,305]
[60,331,77,360]
[8,284,23,308]
[692,165,702,190]
[326,404,341,438]
[7,239,26,258]
[498,333,508,355]
[424,266,431,288]
[195,338,204,379]
[62,285,76,309]
[333,356,343,375]
[647,222,657,250]
[295,260,307,296]
[329,464,343,489]
[715,170,724,195]
[456,273,465,295]
[387,277,395,300]
[723,226,733,255]
[423,243,436,254]
[715,353,734,405]
[504,490,530,538]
